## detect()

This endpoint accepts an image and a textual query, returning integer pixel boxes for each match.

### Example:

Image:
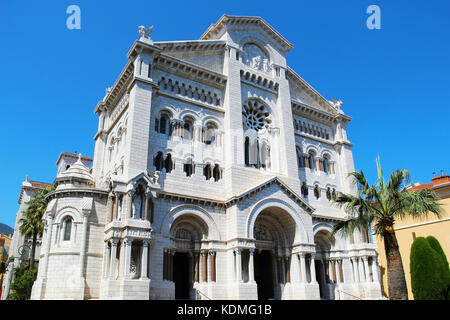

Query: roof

[407,174,450,193]
[56,152,93,166]
[18,178,53,204]
[200,14,294,53]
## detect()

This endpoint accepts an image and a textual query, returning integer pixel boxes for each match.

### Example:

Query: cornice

[291,100,352,123]
[157,177,315,214]
[154,53,227,89]
[45,188,109,202]
[286,67,341,115]
[154,40,226,54]
[156,90,225,114]
[94,61,134,114]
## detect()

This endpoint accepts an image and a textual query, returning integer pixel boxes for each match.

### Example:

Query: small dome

[57,153,94,183]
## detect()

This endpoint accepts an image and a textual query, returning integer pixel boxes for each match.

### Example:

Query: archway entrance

[252,206,298,300]
[254,250,274,300]
[173,252,190,299]
[314,230,336,300]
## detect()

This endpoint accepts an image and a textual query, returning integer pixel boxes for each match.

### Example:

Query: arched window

[323,155,330,174]
[308,152,315,170]
[153,152,164,171]
[204,163,212,180]
[314,185,321,199]
[205,122,217,145]
[213,164,221,182]
[164,153,173,173]
[63,217,73,241]
[184,158,194,177]
[182,117,194,140]
[332,188,337,200]
[244,137,250,167]
[160,115,167,134]
[156,113,171,135]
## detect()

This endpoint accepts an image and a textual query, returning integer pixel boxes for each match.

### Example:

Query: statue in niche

[132,186,144,219]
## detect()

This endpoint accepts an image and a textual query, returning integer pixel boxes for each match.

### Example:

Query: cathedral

[12,15,383,300]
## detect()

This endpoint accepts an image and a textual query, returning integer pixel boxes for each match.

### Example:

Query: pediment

[228,177,314,214]
[200,15,294,54]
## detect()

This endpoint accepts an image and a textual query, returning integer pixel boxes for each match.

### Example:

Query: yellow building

[0,233,12,296]
[376,174,450,299]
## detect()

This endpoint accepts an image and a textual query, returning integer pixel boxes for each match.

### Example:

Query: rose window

[242,100,271,131]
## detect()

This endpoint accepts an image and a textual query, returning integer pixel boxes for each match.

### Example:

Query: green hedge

[410,237,449,300]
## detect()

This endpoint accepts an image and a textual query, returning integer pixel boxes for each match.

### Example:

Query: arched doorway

[314,230,335,300]
[254,250,274,299]
[173,252,190,299]
[170,214,208,300]
[252,206,298,300]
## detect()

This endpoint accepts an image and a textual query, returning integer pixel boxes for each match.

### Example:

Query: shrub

[7,261,38,300]
[426,236,450,299]
[410,237,444,300]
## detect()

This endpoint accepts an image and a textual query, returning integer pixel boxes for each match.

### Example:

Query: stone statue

[138,25,154,43]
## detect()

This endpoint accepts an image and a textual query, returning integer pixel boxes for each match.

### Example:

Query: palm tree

[330,158,442,300]
[19,186,54,270]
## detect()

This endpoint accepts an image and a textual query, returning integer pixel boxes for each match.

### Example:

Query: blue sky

[0,0,449,228]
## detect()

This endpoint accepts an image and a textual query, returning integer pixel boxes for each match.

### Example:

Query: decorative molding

[153,53,227,89]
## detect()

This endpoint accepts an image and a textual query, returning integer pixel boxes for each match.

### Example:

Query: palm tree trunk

[383,230,408,300]
[29,230,37,270]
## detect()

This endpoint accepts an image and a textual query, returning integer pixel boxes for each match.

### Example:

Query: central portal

[173,252,190,299]
[254,250,274,300]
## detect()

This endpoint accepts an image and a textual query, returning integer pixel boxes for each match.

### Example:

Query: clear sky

[0,0,449,228]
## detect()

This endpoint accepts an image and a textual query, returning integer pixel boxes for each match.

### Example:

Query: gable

[200,15,294,55]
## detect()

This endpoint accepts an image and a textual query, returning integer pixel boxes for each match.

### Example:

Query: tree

[330,158,442,300]
[410,237,446,300]
[18,186,54,270]
[425,236,450,299]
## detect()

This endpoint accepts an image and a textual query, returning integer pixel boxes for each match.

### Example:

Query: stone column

[194,252,199,282]
[79,214,89,277]
[299,253,307,283]
[169,250,174,282]
[372,256,380,283]
[310,254,317,284]
[141,240,149,279]
[331,260,337,283]
[209,251,216,282]
[109,239,119,279]
[124,237,133,278]
[248,249,255,283]
[363,256,370,282]
[39,215,54,279]
[235,248,242,282]
[357,258,364,282]
[201,251,208,283]
[285,256,291,283]
[280,256,286,284]
[338,260,344,283]
[104,241,111,278]
[290,253,300,283]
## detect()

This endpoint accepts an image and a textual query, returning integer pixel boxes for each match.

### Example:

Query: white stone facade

[26,15,383,300]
